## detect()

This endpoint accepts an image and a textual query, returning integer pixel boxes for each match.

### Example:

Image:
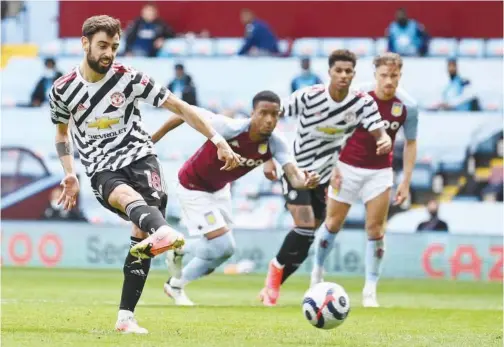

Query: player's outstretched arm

[161,94,241,170]
[55,123,80,211]
[283,163,320,190]
[151,114,184,143]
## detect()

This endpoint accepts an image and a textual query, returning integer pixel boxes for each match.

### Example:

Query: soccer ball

[302,282,350,329]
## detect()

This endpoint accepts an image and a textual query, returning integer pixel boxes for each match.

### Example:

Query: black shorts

[282,174,328,221]
[91,155,168,220]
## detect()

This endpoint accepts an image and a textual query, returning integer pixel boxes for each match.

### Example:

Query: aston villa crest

[391,102,403,117]
[258,143,268,155]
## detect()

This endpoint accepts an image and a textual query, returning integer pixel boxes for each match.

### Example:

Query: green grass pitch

[2,267,502,347]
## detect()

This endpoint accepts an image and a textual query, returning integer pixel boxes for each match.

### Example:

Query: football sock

[275,228,315,284]
[119,237,151,312]
[313,224,338,268]
[171,232,236,288]
[364,236,385,293]
[125,200,167,235]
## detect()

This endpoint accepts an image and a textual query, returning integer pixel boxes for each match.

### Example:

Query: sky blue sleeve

[403,104,419,140]
[269,131,294,167]
[192,106,249,139]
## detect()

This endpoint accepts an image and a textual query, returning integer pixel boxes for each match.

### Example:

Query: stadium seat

[319,38,345,57]
[345,38,375,57]
[479,93,503,112]
[452,196,479,202]
[398,165,433,190]
[190,38,215,56]
[457,39,485,58]
[278,39,291,56]
[388,201,503,235]
[345,203,366,225]
[1,18,24,44]
[158,38,190,57]
[62,38,82,57]
[428,38,458,57]
[291,38,321,57]
[214,38,243,56]
[375,38,388,55]
[485,38,504,57]
[38,40,63,57]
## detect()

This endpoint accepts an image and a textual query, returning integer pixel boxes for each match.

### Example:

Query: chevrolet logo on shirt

[315,126,344,135]
[87,116,122,130]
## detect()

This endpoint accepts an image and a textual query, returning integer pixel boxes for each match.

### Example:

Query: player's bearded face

[87,45,114,74]
[375,64,401,97]
[85,33,119,75]
[329,61,355,90]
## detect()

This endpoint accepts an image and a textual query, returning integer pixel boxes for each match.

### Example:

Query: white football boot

[163,281,194,306]
[362,290,380,308]
[164,250,194,306]
[115,311,148,334]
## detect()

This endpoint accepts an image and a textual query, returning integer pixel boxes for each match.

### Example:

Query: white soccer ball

[302,282,350,329]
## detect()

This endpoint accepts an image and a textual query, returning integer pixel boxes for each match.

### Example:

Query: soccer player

[151,91,320,305]
[259,50,392,306]
[311,52,419,307]
[50,15,240,333]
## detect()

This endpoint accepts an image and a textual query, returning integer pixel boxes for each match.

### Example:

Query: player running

[50,15,240,333]
[311,52,419,307]
[151,91,321,306]
[259,50,392,306]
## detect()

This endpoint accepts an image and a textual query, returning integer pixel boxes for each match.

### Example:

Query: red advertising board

[59,1,503,39]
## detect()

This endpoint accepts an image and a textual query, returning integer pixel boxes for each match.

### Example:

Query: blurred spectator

[416,199,449,232]
[481,167,503,202]
[30,57,62,107]
[125,4,174,57]
[43,187,87,222]
[1,1,24,20]
[432,58,481,111]
[386,8,429,57]
[167,63,198,106]
[291,57,322,93]
[1,1,8,20]
[238,9,279,56]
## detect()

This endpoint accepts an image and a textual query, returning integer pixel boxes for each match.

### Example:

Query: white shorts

[328,161,393,204]
[176,182,233,236]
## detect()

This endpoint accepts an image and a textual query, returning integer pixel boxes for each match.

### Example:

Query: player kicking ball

[151,91,320,305]
[51,15,240,333]
[311,52,419,307]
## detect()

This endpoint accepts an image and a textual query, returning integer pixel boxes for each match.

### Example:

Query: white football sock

[364,238,385,293]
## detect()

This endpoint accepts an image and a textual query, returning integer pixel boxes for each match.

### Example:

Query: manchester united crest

[344,111,356,123]
[391,102,403,117]
[110,92,126,107]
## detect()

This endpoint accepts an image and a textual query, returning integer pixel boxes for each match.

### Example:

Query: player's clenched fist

[217,142,242,171]
[376,133,392,155]
[303,170,320,189]
[263,159,278,181]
